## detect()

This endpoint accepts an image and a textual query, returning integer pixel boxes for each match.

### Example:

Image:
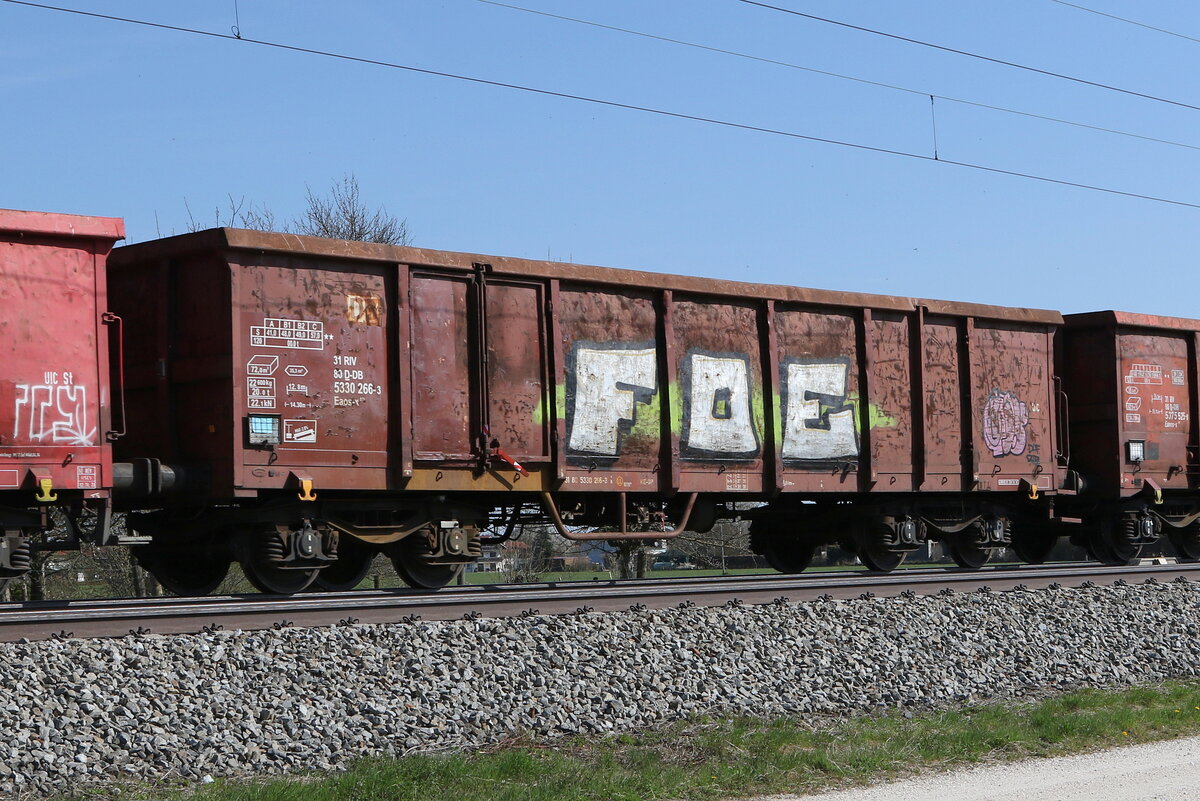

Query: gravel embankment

[4,579,1200,797]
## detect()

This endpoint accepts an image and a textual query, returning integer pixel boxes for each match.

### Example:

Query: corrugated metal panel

[108,228,1066,502]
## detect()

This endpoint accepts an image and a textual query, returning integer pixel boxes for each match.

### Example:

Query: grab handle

[1054,375,1070,465]
[103,312,126,442]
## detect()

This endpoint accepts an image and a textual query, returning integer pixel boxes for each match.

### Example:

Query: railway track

[2,562,1196,642]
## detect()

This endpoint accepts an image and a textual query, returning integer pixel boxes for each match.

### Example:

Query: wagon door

[408,271,475,463]
[405,268,550,483]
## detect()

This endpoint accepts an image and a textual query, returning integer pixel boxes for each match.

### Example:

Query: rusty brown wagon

[104,228,1069,592]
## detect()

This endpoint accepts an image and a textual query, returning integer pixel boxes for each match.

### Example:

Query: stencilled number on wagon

[781,359,858,462]
[333,381,383,395]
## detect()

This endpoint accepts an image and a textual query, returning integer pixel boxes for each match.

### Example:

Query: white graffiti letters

[685,354,757,455]
[567,344,858,463]
[13,383,95,446]
[568,347,657,456]
[782,361,858,461]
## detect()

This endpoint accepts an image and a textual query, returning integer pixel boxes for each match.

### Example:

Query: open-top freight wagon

[1060,311,1200,564]
[0,209,125,592]
[105,227,1069,593]
[4,206,1197,596]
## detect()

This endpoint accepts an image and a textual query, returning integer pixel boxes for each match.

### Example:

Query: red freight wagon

[1062,311,1200,563]
[108,228,1066,593]
[0,209,124,591]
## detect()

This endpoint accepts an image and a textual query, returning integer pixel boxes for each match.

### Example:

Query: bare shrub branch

[179,175,404,243]
[293,174,411,245]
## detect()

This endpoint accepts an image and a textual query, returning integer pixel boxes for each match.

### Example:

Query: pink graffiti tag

[982,389,1029,457]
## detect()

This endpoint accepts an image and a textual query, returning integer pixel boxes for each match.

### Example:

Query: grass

[59,681,1200,801]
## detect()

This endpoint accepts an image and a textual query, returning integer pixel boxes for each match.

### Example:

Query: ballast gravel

[3,580,1200,797]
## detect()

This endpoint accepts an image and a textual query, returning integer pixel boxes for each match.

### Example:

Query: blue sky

[3,0,1199,316]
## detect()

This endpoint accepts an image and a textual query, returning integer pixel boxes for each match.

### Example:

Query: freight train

[1,207,1195,595]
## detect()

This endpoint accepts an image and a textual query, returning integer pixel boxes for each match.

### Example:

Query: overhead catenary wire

[1048,0,1200,46]
[737,0,1200,113]
[472,0,1200,153]
[4,0,1200,211]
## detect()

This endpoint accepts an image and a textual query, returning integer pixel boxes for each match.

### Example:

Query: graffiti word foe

[567,343,861,463]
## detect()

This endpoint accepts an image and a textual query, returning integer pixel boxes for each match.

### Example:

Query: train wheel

[392,555,463,590]
[241,559,320,595]
[1010,528,1057,565]
[859,543,904,572]
[313,537,374,592]
[1168,524,1200,562]
[239,528,319,595]
[749,520,815,573]
[947,537,991,569]
[1084,536,1119,565]
[761,539,816,573]
[1086,518,1140,566]
[135,547,230,596]
[388,532,463,590]
[854,520,907,573]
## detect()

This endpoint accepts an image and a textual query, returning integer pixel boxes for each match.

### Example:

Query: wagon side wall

[1063,312,1200,499]
[0,210,123,498]
[106,228,1064,506]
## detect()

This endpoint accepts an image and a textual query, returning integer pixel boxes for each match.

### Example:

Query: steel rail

[1,562,1196,642]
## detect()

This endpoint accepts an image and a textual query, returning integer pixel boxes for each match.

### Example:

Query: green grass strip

[64,681,1200,801]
